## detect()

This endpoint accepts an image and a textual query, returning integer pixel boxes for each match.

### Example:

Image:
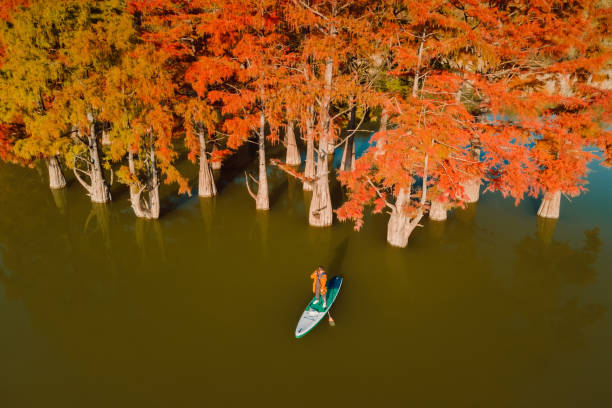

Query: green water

[1,143,611,407]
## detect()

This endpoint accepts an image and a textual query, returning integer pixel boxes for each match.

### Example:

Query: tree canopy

[0,0,610,246]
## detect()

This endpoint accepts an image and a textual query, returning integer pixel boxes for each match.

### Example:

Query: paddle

[327,311,335,326]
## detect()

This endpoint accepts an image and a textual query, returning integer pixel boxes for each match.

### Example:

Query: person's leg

[322,290,327,308]
[313,278,321,304]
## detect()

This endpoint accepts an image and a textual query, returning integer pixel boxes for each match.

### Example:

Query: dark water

[1,140,611,407]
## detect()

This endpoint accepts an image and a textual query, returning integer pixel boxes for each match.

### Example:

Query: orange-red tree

[338,0,611,248]
[337,1,485,247]
[184,0,289,210]
[282,0,381,226]
[471,0,612,219]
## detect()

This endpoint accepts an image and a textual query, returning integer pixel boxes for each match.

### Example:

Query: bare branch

[366,176,395,210]
[294,0,329,21]
[73,156,92,193]
[244,171,257,201]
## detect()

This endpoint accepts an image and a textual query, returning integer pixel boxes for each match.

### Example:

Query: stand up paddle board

[295,275,342,338]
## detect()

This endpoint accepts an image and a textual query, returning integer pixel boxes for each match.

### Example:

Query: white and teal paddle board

[295,275,342,338]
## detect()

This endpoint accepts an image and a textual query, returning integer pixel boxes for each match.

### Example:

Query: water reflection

[50,188,68,215]
[1,158,611,407]
[537,216,558,246]
[512,227,604,349]
[135,218,166,263]
[199,197,216,237]
[252,211,270,259]
[84,203,113,252]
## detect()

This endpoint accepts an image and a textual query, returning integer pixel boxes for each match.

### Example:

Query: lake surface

[1,139,611,407]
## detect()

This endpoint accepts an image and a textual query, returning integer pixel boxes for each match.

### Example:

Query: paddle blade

[328,313,335,326]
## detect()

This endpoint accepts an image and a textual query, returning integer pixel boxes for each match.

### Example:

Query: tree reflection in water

[512,227,604,349]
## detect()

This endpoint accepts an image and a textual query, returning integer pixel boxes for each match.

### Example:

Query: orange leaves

[164,165,191,195]
[0,0,29,21]
[210,148,232,164]
[186,58,237,96]
[1,0,609,221]
[222,116,257,148]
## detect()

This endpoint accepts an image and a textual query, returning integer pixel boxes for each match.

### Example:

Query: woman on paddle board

[310,266,327,308]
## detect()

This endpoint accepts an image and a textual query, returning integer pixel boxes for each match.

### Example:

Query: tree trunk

[340,134,355,171]
[198,130,217,197]
[537,190,561,219]
[462,127,482,203]
[46,155,66,189]
[429,198,447,221]
[461,177,480,203]
[340,104,356,171]
[255,109,269,210]
[308,145,333,227]
[387,188,416,248]
[128,141,160,220]
[211,143,222,170]
[147,141,160,219]
[285,121,300,166]
[322,56,335,155]
[128,151,146,218]
[387,152,429,248]
[303,107,316,191]
[87,122,111,203]
[308,56,334,226]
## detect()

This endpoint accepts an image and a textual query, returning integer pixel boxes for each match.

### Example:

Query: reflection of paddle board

[295,276,343,338]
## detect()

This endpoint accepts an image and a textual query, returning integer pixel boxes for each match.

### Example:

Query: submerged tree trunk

[387,153,429,248]
[285,121,300,166]
[198,129,217,198]
[127,144,160,220]
[387,188,416,247]
[429,197,447,221]
[89,137,110,202]
[462,120,482,203]
[309,57,334,227]
[73,118,111,203]
[247,108,270,210]
[309,145,333,227]
[340,104,356,171]
[87,124,111,203]
[461,177,480,203]
[537,190,561,219]
[256,109,269,210]
[46,155,66,189]
[128,151,145,218]
[148,141,160,219]
[303,107,316,191]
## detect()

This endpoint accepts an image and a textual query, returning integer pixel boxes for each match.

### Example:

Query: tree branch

[244,171,257,201]
[73,156,92,194]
